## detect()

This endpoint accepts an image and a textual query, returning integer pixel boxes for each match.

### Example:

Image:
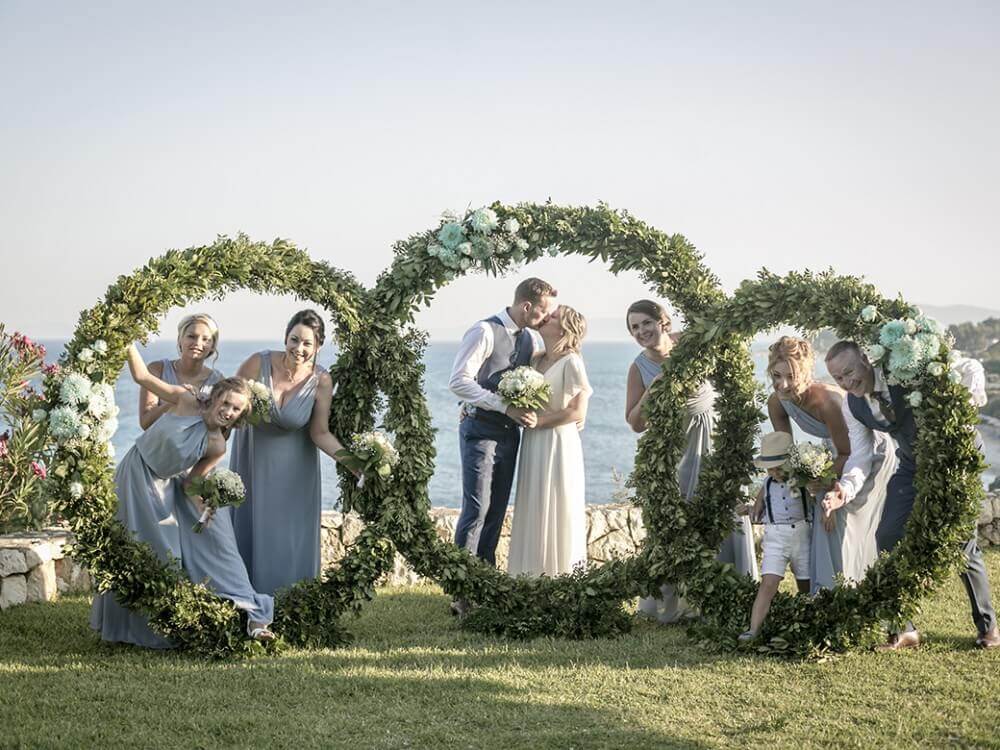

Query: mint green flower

[438,222,466,250]
[879,320,909,347]
[860,305,878,323]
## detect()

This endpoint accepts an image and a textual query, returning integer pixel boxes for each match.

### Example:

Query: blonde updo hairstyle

[177,313,220,366]
[767,336,815,396]
[555,305,587,354]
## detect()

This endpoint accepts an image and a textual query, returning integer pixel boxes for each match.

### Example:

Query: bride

[507,305,592,576]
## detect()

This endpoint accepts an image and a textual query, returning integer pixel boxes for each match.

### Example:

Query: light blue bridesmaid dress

[157,358,223,401]
[779,398,895,591]
[90,413,273,647]
[634,352,759,623]
[230,351,323,595]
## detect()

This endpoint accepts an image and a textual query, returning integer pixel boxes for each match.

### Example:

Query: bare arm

[625,363,651,433]
[236,354,262,381]
[138,360,171,429]
[766,392,793,435]
[817,391,851,477]
[181,438,226,515]
[126,345,193,406]
[308,372,349,462]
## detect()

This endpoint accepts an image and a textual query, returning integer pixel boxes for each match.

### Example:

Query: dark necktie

[873,391,896,424]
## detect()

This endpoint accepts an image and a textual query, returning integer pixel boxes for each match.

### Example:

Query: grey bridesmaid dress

[230,351,323,595]
[779,398,896,591]
[157,358,223,401]
[634,352,759,623]
[90,413,273,647]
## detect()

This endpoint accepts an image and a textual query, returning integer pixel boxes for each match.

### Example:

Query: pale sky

[1,1,998,341]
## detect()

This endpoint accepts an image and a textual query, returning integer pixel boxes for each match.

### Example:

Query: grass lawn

[3,551,1000,749]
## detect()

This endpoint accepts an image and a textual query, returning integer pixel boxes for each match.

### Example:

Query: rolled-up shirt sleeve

[449,323,507,414]
[838,396,875,504]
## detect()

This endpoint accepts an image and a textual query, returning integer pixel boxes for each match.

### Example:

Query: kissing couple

[448,278,592,613]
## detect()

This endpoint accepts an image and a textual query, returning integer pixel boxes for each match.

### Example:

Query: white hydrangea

[92,340,108,355]
[78,348,94,363]
[503,217,520,234]
[69,482,84,499]
[860,305,878,323]
[906,391,923,408]
[212,468,246,499]
[248,380,270,401]
[468,207,499,234]
[48,406,84,441]
[59,372,93,405]
[863,344,886,362]
[32,408,47,422]
[456,242,473,257]
[515,238,529,251]
[96,417,119,443]
[926,362,945,377]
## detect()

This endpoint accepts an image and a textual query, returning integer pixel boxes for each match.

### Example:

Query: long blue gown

[90,413,273,647]
[230,351,323,595]
[633,352,759,623]
[779,398,896,590]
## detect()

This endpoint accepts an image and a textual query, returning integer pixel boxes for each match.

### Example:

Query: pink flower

[31,461,47,479]
[0,432,9,459]
[42,363,61,376]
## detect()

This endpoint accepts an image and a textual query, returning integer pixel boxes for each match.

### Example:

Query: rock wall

[3,491,1000,608]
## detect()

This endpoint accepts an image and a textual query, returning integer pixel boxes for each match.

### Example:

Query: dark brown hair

[285,309,326,349]
[625,299,672,333]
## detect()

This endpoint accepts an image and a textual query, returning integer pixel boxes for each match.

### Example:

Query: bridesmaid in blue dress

[139,313,223,429]
[625,300,759,623]
[765,336,895,590]
[230,309,354,595]
[91,344,274,647]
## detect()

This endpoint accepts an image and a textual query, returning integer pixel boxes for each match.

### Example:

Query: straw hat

[754,431,793,469]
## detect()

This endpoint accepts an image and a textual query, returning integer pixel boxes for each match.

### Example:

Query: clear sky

[1,1,997,340]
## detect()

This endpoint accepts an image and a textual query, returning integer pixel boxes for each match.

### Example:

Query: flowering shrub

[0,324,54,531]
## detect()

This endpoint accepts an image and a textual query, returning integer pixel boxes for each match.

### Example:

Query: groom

[449,278,558,582]
[823,340,999,649]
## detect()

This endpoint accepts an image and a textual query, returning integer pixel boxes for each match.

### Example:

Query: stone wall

[0,529,91,610]
[3,491,1000,607]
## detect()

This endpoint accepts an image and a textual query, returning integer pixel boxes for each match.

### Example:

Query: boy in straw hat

[737,431,813,642]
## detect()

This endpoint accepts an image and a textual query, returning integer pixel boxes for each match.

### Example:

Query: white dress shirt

[839,368,892,504]
[448,309,543,414]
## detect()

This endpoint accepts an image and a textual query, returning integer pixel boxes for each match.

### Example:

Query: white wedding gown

[507,353,592,577]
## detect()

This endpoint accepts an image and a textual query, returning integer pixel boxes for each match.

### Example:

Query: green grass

[4,552,1000,749]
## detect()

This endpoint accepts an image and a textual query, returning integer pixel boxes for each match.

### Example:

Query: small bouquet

[185,468,246,532]
[236,380,273,428]
[335,430,400,488]
[785,442,836,493]
[497,366,550,410]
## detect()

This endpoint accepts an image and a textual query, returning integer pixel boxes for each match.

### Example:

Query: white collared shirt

[765,479,809,524]
[839,367,890,504]
[448,309,543,414]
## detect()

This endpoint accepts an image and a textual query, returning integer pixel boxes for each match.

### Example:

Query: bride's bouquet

[235,380,273,428]
[497,366,550,410]
[335,430,400,488]
[785,442,836,492]
[185,468,246,532]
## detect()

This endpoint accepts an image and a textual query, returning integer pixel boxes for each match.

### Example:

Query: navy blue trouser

[454,416,520,566]
[876,461,996,636]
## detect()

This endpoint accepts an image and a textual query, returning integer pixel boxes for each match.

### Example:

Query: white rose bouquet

[185,468,246,532]
[497,366,551,410]
[785,442,836,492]
[235,379,273,428]
[335,430,400,488]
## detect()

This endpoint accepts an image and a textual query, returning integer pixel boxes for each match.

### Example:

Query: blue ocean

[34,339,1000,507]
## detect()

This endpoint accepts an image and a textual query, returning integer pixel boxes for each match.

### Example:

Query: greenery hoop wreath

[334,202,762,640]
[644,270,986,657]
[37,235,396,657]
[29,213,981,659]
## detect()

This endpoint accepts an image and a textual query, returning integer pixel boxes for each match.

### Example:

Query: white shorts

[760,522,811,580]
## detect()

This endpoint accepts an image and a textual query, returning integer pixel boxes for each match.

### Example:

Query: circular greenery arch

[41,235,395,657]
[332,202,762,639]
[644,269,986,657]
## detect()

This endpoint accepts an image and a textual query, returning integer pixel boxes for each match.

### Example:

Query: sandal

[247,621,276,643]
